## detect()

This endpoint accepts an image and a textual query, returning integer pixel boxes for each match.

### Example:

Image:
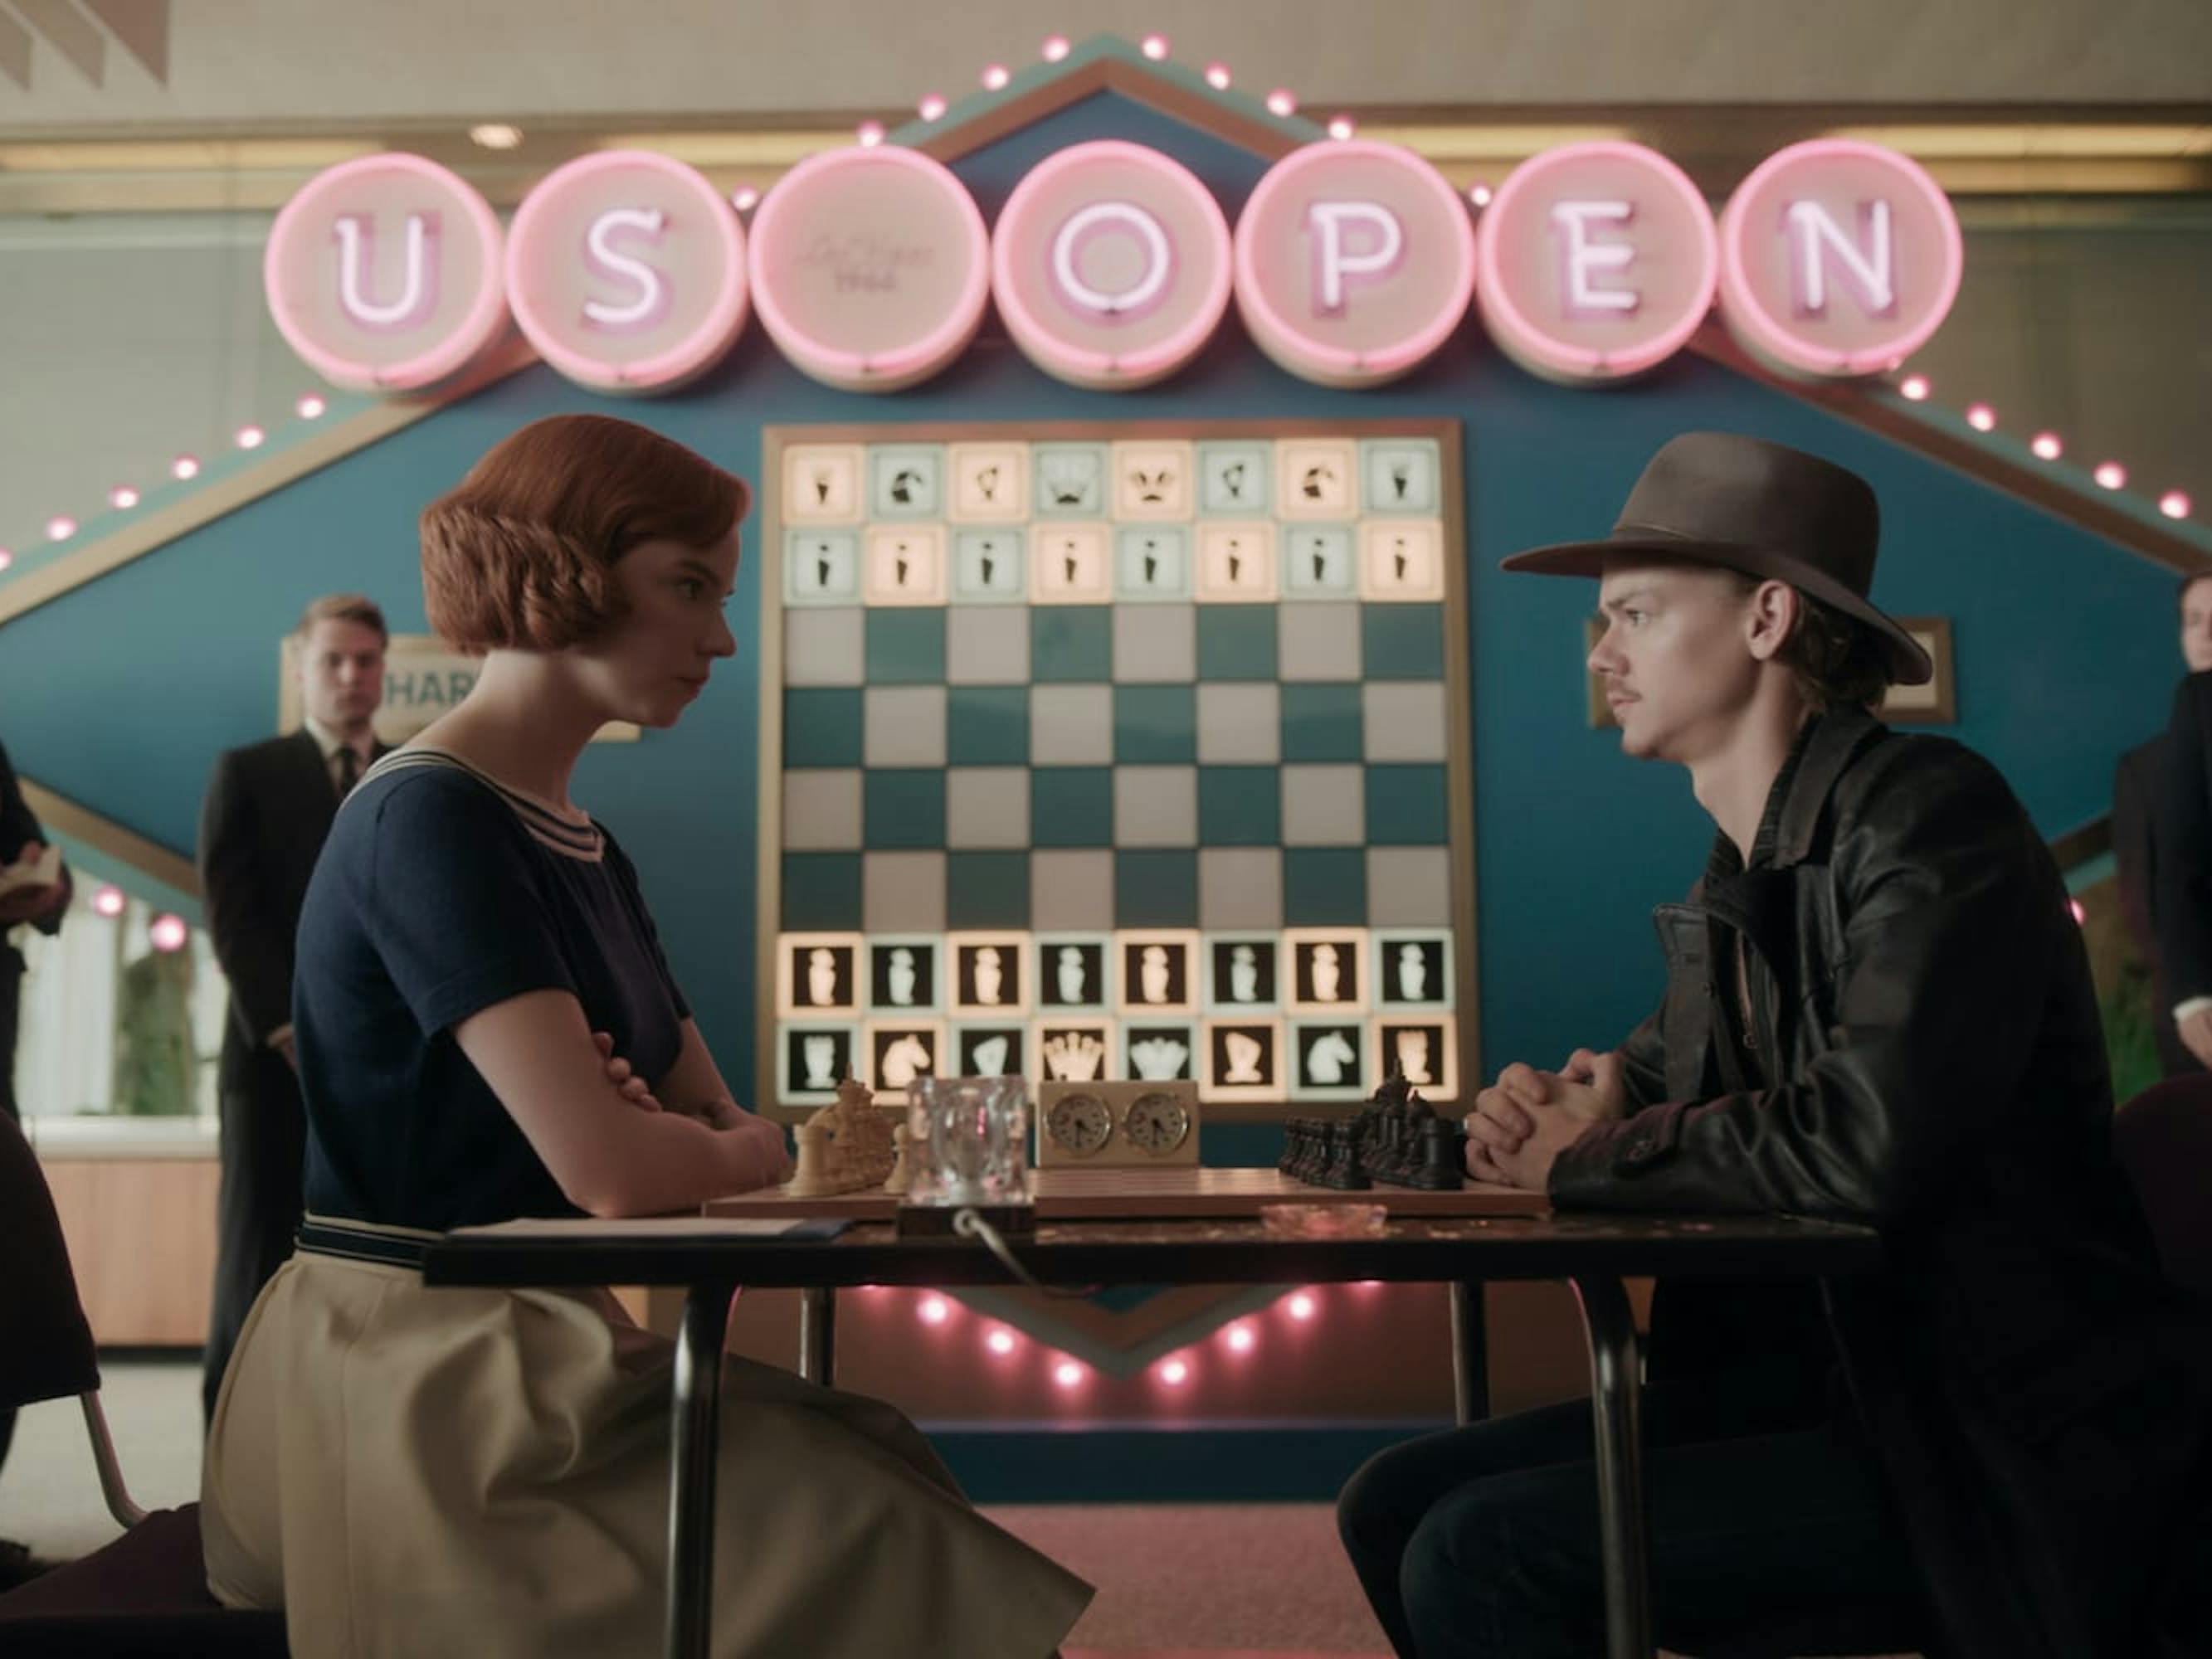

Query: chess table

[426,1201,1881,1659]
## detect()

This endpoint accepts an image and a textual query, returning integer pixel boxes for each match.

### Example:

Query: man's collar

[1703,706,1887,881]
[301,716,372,762]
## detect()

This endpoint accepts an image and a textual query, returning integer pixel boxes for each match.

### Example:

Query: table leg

[798,1286,836,1384]
[667,1282,734,1659]
[1446,1281,1490,1424]
[1572,1274,1651,1659]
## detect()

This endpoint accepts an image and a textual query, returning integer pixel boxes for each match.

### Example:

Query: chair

[2115,1073,2212,1301]
[0,1109,288,1655]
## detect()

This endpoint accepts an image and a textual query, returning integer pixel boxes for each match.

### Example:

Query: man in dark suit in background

[198,595,388,1423]
[2115,571,2212,1076]
[2,734,71,1586]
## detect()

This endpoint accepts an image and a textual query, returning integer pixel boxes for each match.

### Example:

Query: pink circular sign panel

[992,139,1234,391]
[1234,139,1475,389]
[1717,139,1962,379]
[748,145,991,393]
[1474,141,1718,386]
[264,153,508,392]
[504,150,749,394]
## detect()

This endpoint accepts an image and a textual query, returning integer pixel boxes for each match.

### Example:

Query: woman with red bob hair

[198,414,1091,1657]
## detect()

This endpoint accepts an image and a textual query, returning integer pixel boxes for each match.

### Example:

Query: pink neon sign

[504,149,749,394]
[264,153,508,392]
[1474,141,1719,385]
[990,139,1234,390]
[1717,139,1962,378]
[1234,139,1475,388]
[267,138,1961,397]
[748,144,991,392]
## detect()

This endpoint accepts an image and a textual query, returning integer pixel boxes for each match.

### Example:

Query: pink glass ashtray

[1259,1202,1387,1239]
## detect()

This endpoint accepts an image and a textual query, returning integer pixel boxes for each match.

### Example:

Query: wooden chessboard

[702,1165,1548,1222]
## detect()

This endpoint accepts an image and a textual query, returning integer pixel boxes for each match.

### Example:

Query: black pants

[1337,1375,1927,1659]
[203,1066,306,1424]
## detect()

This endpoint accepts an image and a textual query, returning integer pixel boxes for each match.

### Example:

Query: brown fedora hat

[1502,431,1932,685]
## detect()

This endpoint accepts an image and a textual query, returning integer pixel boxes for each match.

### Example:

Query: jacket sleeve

[1615,1005,1670,1113]
[0,740,69,939]
[1551,744,2070,1227]
[2157,676,2212,1004]
[198,748,294,1044]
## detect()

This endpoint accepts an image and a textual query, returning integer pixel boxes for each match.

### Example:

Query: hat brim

[1502,534,1934,688]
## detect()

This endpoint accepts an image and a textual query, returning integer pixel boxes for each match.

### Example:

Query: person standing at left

[197,595,388,1423]
[1,734,71,1588]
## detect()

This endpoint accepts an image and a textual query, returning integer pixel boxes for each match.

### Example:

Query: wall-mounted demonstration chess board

[759,420,1476,1120]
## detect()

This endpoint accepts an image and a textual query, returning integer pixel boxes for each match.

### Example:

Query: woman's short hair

[421,414,749,654]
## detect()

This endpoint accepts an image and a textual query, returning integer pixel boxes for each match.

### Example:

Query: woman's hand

[591,1031,663,1112]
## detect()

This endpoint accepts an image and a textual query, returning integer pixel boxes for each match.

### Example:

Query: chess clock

[1037,1080,1201,1167]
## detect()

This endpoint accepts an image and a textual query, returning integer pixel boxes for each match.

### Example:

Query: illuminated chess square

[1284,926,1371,1014]
[952,1023,1029,1078]
[862,524,948,606]
[1197,441,1271,515]
[780,1023,860,1104]
[1114,525,1192,602]
[869,445,946,519]
[1204,932,1282,1013]
[1289,1018,1369,1102]
[1275,438,1357,521]
[1372,929,1453,1010]
[1030,523,1113,605]
[777,931,865,1018]
[1200,1016,1286,1103]
[946,931,1032,1018]
[951,529,1030,604]
[1279,523,1357,601]
[1035,932,1114,1012]
[1358,519,1446,602]
[1032,1017,1115,1085]
[948,442,1030,523]
[782,444,865,525]
[862,1019,947,1092]
[1115,927,1201,1016]
[865,934,943,1014]
[1372,1012,1459,1102]
[1033,443,1108,518]
[1195,523,1279,603]
[1362,438,1442,515]
[784,529,861,606]
[1123,1020,1199,1082]
[1111,440,1196,521]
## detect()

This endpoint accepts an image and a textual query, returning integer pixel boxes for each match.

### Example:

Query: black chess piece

[813,470,833,505]
[890,468,919,505]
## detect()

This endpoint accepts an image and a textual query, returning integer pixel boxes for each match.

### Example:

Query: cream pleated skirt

[202,1238,1091,1659]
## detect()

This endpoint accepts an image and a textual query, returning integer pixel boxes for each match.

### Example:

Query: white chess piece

[1229,944,1259,1003]
[1055,946,1088,1004]
[1307,1030,1357,1085]
[973,946,1004,1006]
[887,947,917,1006]
[1130,1037,1189,1080]
[801,1034,839,1090]
[1140,945,1172,1004]
[879,1034,931,1089]
[1395,1029,1433,1084]
[971,1035,1011,1075]
[1041,1031,1106,1082]
[806,947,838,1006]
[1312,943,1342,1003]
[1223,1031,1265,1084]
[1397,942,1427,1002]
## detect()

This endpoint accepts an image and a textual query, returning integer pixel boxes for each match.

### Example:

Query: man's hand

[2180,1007,2212,1071]
[1462,1049,1626,1190]
[274,1029,300,1073]
[592,1030,663,1113]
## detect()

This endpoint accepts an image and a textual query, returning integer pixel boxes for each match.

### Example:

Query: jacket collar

[1702,706,1888,885]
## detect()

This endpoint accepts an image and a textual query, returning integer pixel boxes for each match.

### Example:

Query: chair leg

[78,1394,147,1529]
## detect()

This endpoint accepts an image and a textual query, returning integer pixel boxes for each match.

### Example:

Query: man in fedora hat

[1337,432,2212,1659]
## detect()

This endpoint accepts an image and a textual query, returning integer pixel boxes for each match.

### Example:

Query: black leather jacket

[1552,708,2212,1659]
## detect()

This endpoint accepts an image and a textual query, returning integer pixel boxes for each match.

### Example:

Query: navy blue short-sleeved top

[292,750,690,1232]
